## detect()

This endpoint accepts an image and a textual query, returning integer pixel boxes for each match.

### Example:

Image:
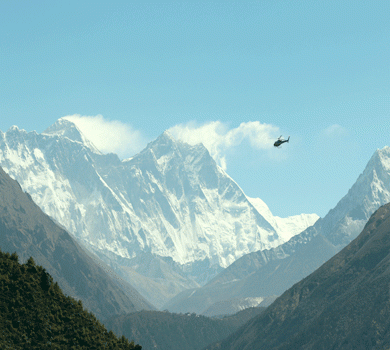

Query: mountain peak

[152,130,177,147]
[44,118,83,139]
[152,131,212,162]
[8,125,20,132]
[356,145,390,188]
[136,130,179,162]
[43,118,100,154]
[161,130,175,140]
[375,146,390,170]
[6,125,27,134]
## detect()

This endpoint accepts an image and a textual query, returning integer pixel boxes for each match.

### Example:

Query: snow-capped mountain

[247,196,319,243]
[207,202,390,350]
[163,146,390,314]
[319,146,390,246]
[0,165,154,321]
[278,145,390,255]
[0,119,318,285]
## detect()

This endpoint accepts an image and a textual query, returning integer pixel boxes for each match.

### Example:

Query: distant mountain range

[0,165,153,321]
[3,117,390,349]
[0,118,317,307]
[165,146,390,315]
[0,154,268,349]
[164,232,337,315]
[206,201,390,349]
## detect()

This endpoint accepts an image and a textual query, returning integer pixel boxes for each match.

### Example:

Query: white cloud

[63,115,146,159]
[322,124,348,138]
[168,121,280,169]
[61,116,282,167]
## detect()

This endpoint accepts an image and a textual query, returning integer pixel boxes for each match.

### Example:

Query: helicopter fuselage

[274,139,287,147]
[274,136,290,147]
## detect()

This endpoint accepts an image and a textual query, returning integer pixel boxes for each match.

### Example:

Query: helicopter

[274,135,290,147]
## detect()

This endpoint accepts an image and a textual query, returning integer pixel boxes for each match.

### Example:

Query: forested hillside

[105,307,265,350]
[0,165,153,322]
[0,249,142,349]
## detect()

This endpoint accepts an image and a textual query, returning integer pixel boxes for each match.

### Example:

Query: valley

[1,120,390,349]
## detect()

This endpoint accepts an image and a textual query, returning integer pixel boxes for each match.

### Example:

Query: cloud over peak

[63,115,146,159]
[168,121,279,169]
[60,116,281,169]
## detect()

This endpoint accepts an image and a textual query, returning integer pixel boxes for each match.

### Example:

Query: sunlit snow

[0,119,322,274]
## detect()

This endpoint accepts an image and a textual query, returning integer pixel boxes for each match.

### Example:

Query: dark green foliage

[0,165,153,323]
[0,249,142,350]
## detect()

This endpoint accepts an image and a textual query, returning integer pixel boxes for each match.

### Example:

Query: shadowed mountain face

[0,119,318,307]
[164,233,337,315]
[207,202,390,350]
[0,166,154,321]
[104,307,265,350]
[165,146,390,315]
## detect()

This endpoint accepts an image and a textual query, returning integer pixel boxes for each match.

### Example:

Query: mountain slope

[105,307,265,350]
[282,145,390,252]
[164,233,337,314]
[0,249,141,349]
[165,146,390,314]
[0,166,153,321]
[247,196,319,243]
[207,202,390,350]
[0,119,318,306]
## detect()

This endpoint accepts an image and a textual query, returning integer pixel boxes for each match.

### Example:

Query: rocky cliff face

[207,202,390,349]
[0,119,318,284]
[164,146,390,314]
[0,166,154,321]
[278,146,390,255]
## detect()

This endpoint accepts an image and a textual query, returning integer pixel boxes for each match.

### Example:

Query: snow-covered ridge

[247,196,319,242]
[276,145,390,255]
[0,119,319,277]
[43,118,102,154]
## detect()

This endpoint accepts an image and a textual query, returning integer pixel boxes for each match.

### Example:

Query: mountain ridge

[0,165,154,321]
[0,119,318,306]
[164,145,390,314]
[206,201,390,349]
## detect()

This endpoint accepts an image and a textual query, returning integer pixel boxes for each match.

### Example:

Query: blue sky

[0,1,389,218]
